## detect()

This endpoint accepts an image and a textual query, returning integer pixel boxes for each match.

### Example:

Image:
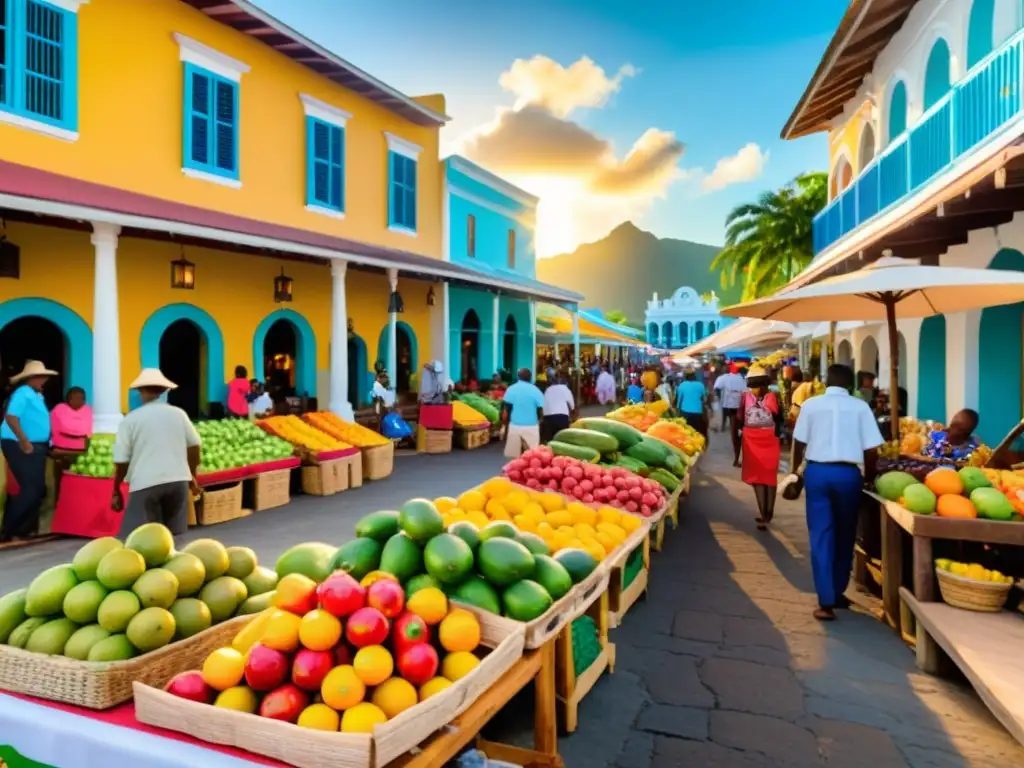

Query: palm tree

[605,309,630,326]
[711,172,827,301]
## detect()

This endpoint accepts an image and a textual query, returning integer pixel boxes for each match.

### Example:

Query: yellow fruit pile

[607,404,660,431]
[936,558,1014,584]
[259,415,350,452]
[304,412,390,447]
[452,401,489,428]
[435,476,642,563]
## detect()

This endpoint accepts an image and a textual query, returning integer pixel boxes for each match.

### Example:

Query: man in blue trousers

[790,364,883,621]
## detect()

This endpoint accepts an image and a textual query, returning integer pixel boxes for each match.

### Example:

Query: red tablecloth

[313,447,360,462]
[49,474,129,538]
[420,404,454,430]
[193,457,302,487]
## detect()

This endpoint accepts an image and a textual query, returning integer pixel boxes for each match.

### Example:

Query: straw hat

[129,368,177,390]
[10,360,58,384]
[746,364,769,379]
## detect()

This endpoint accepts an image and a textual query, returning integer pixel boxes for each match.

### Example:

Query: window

[507,229,516,268]
[0,0,80,137]
[306,117,344,213]
[183,64,238,180]
[389,152,417,231]
[467,215,476,257]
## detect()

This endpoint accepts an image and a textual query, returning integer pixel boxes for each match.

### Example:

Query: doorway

[348,334,367,408]
[264,319,297,398]
[503,315,517,372]
[0,317,65,408]
[396,325,413,394]
[159,319,203,418]
[461,310,481,383]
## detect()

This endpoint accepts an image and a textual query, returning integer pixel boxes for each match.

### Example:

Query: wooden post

[885,296,901,443]
[881,505,902,630]
[912,535,942,673]
[535,639,558,754]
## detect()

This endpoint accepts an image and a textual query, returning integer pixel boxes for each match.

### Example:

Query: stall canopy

[536,305,646,346]
[677,319,795,357]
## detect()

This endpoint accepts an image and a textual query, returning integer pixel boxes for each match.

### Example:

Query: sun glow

[513,176,587,258]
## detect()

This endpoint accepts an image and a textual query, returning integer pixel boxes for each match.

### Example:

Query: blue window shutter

[404,157,417,230]
[0,0,10,107]
[8,0,74,129]
[184,64,212,168]
[306,117,344,212]
[59,6,76,129]
[330,123,344,211]
[182,64,239,180]
[213,78,237,173]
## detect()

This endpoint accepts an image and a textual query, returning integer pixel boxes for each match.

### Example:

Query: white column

[572,306,580,367]
[328,260,353,420]
[386,268,398,388]
[946,310,980,418]
[429,282,450,387]
[529,300,537,374]
[898,318,923,418]
[491,293,500,375]
[91,223,122,433]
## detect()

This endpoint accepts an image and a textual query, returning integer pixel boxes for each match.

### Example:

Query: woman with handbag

[732,365,782,531]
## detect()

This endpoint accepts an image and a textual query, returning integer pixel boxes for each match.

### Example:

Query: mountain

[536,222,737,325]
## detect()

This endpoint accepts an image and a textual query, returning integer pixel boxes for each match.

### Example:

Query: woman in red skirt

[732,365,782,531]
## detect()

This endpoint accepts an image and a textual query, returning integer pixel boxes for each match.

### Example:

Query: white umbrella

[716,331,794,354]
[720,258,1024,439]
[680,319,794,356]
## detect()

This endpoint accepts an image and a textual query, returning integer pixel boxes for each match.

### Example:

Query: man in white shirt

[791,364,884,622]
[542,374,576,442]
[247,379,273,420]
[714,368,747,433]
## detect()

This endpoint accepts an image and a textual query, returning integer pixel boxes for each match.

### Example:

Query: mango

[63,581,110,625]
[125,522,175,568]
[64,625,112,660]
[7,617,48,648]
[72,537,123,581]
[26,618,79,655]
[0,589,28,643]
[87,633,135,662]
[25,564,79,617]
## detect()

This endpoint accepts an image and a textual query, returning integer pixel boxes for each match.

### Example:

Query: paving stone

[721,615,788,650]
[804,717,907,767]
[636,703,709,741]
[671,608,723,643]
[612,627,719,659]
[709,711,820,765]
[620,649,716,707]
[713,644,793,668]
[652,735,770,767]
[699,657,805,719]
[615,731,655,768]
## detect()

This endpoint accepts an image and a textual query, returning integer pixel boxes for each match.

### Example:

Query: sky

[253,0,848,256]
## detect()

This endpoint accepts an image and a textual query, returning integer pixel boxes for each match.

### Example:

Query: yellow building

[0,0,579,429]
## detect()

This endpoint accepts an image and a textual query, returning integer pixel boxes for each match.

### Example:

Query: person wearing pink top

[50,387,93,451]
[226,365,249,418]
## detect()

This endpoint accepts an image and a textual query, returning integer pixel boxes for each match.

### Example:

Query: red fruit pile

[503,446,666,517]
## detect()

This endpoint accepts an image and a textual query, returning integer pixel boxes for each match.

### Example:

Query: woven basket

[253,469,291,512]
[935,568,1012,612]
[197,482,247,526]
[457,427,491,450]
[0,614,248,709]
[361,443,395,481]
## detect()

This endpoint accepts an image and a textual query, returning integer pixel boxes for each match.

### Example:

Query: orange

[371,677,418,719]
[297,703,340,731]
[419,677,453,700]
[434,496,459,513]
[214,686,258,713]
[202,647,246,691]
[406,587,448,625]
[441,651,480,682]
[260,609,302,652]
[341,702,388,733]
[936,494,977,519]
[353,645,394,686]
[299,609,343,652]
[438,609,481,653]
[321,665,366,710]
[924,467,964,496]
[457,490,486,512]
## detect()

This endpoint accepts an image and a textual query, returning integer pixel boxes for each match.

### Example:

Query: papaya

[571,418,644,448]
[354,510,401,542]
[553,548,598,584]
[330,538,383,580]
[399,499,445,543]
[275,542,337,583]
[625,439,671,468]
[551,428,618,455]
[502,580,553,622]
[549,441,600,463]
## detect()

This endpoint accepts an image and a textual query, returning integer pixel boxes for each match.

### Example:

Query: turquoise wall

[888,81,908,140]
[917,315,947,422]
[448,286,531,381]
[923,39,952,109]
[967,0,996,68]
[979,248,1024,446]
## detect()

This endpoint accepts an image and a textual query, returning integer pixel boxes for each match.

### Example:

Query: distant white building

[644,287,733,349]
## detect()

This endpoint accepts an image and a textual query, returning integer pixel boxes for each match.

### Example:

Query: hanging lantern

[388,290,404,314]
[274,268,293,303]
[170,246,195,289]
[426,286,436,306]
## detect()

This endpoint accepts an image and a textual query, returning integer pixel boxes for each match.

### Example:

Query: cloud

[498,55,637,118]
[700,143,769,192]
[590,129,685,196]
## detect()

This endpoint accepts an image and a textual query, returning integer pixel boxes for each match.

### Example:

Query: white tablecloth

[0,693,262,768]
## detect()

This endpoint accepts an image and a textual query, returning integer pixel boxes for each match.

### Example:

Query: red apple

[397,643,439,686]
[291,648,335,692]
[244,643,290,691]
[165,670,214,704]
[346,607,389,648]
[259,683,309,722]
[367,579,405,619]
[274,573,319,616]
[317,572,366,618]
[393,611,430,656]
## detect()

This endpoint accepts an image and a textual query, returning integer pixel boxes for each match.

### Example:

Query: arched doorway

[0,317,65,408]
[263,320,297,398]
[967,0,996,69]
[707,321,717,335]
[159,319,204,418]
[253,309,317,400]
[376,322,417,394]
[888,80,908,142]
[647,323,659,346]
[139,304,225,413]
[503,315,517,372]
[859,124,876,168]
[923,39,952,110]
[837,339,853,367]
[695,321,704,340]
[678,321,689,345]
[918,315,946,422]
[661,321,673,348]
[860,335,879,378]
[979,248,1024,445]
[348,333,368,408]
[830,154,853,198]
[461,311,481,383]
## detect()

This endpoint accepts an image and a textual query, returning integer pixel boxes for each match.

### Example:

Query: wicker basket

[301,463,340,496]
[416,425,452,454]
[253,469,291,512]
[362,443,395,481]
[197,482,248,525]
[331,452,363,491]
[457,427,491,450]
[935,567,1012,612]
[0,614,248,709]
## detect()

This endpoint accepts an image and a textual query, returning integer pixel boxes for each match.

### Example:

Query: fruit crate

[416,425,453,454]
[650,485,682,553]
[196,482,249,526]
[555,584,615,733]
[301,453,361,497]
[607,525,652,628]
[456,425,491,450]
[252,468,291,512]
[0,614,248,709]
[332,451,363,491]
[362,442,395,481]
[133,613,526,768]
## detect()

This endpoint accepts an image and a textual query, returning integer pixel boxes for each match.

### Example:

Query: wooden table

[388,640,562,767]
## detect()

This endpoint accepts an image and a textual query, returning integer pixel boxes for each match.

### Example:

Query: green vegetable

[615,456,650,476]
[552,428,619,455]
[549,441,600,462]
[625,438,671,467]
[571,418,644,448]
[649,468,680,492]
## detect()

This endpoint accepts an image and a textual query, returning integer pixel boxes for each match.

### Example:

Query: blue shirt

[626,384,643,403]
[923,430,979,461]
[503,381,544,427]
[2,385,51,443]
[677,380,706,414]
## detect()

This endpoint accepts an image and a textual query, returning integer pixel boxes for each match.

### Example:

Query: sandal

[813,608,836,621]
[755,518,767,531]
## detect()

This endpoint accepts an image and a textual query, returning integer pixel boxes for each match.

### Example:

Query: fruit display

[0,524,276,661]
[455,394,499,425]
[303,412,391,447]
[68,435,116,478]
[506,445,672,510]
[451,401,489,429]
[194,419,295,474]
[259,415,351,453]
[935,559,1014,584]
[165,570,488,731]
[875,466,1019,521]
[605,403,661,432]
[895,417,993,467]
[646,419,705,456]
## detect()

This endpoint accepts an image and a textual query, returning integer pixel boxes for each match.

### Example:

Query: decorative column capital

[386,267,399,291]
[90,222,121,247]
[331,259,348,278]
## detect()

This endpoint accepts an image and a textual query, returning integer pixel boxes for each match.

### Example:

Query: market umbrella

[719,258,1024,440]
